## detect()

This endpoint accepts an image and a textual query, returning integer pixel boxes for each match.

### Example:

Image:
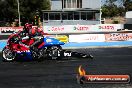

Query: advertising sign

[0,24,123,35]
[69,34,105,42]
[0,27,23,34]
[95,24,123,31]
[44,24,123,34]
[105,33,132,41]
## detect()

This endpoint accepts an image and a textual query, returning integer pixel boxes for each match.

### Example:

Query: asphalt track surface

[0,47,132,88]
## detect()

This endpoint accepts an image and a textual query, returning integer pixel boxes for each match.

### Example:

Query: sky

[101,0,106,5]
[101,0,124,6]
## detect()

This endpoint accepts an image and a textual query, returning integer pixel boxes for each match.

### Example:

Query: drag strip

[0,47,132,88]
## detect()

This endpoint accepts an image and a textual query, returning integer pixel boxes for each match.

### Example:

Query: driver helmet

[24,23,33,32]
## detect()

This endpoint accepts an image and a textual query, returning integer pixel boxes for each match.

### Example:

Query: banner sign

[105,33,132,41]
[0,26,42,34]
[0,24,123,34]
[0,27,23,34]
[44,24,123,33]
[95,24,123,31]
[69,34,105,42]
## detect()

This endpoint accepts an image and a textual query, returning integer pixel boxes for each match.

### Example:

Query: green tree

[123,0,132,11]
[0,0,51,26]
[101,0,125,17]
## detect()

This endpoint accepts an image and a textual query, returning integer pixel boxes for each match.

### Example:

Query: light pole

[17,0,21,26]
[100,9,102,24]
[100,0,102,24]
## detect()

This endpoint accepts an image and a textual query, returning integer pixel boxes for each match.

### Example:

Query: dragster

[2,31,93,62]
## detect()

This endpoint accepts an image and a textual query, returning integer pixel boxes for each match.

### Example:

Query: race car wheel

[37,48,47,61]
[31,48,47,61]
[47,46,62,60]
[2,47,16,62]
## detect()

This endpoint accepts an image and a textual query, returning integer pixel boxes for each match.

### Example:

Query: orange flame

[78,65,86,76]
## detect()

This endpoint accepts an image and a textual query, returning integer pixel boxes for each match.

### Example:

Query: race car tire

[37,48,47,62]
[47,46,62,60]
[2,47,16,62]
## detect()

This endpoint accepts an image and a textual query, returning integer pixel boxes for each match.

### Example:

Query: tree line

[0,0,132,26]
[0,0,50,26]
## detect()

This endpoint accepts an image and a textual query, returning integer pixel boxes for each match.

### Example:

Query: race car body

[2,31,65,61]
[2,32,93,62]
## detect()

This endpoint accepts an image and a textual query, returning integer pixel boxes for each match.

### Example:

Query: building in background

[42,0,101,25]
[124,11,132,29]
[125,11,132,24]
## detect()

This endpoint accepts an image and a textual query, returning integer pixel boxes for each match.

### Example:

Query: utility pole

[17,0,21,26]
